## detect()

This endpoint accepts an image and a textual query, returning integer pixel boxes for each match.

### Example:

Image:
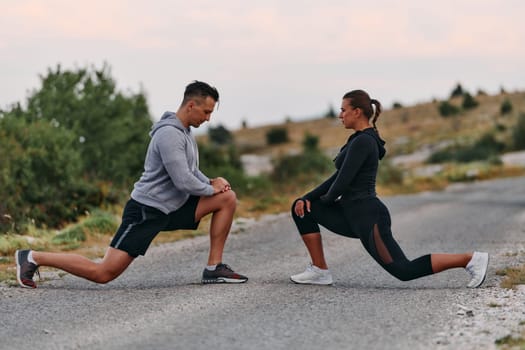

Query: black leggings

[291,197,433,281]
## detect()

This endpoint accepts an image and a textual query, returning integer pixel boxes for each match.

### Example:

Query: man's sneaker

[466,251,489,288]
[15,249,39,288]
[201,263,248,284]
[290,263,333,285]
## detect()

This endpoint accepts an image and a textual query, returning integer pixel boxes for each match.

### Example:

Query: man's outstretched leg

[195,190,248,283]
[16,247,134,288]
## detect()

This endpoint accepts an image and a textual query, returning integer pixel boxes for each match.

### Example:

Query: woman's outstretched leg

[365,222,488,287]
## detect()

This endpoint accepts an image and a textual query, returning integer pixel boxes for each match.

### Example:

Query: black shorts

[110,196,200,257]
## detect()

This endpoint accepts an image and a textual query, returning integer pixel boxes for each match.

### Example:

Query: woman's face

[339,98,358,129]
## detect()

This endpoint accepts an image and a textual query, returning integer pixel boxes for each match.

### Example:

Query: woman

[290,89,488,287]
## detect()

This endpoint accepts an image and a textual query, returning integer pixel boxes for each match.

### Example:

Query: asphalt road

[2,176,525,350]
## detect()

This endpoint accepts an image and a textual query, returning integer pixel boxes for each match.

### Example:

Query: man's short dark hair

[182,81,219,105]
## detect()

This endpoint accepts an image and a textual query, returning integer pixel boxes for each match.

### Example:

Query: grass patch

[495,334,525,347]
[496,265,525,289]
[82,210,119,235]
[52,226,87,244]
[50,210,118,247]
[488,302,503,308]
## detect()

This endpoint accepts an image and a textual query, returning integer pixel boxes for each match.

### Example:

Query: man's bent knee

[222,190,237,207]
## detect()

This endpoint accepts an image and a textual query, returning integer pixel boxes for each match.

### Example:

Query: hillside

[225,91,525,161]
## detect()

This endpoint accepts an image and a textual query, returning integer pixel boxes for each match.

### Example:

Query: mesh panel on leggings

[372,223,393,264]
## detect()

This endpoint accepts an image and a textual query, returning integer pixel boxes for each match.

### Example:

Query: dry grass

[220,91,525,158]
[496,266,525,289]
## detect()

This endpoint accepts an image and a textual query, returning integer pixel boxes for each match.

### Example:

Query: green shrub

[302,133,319,151]
[325,105,337,118]
[377,159,404,185]
[204,165,272,197]
[82,211,119,234]
[52,226,86,244]
[272,151,332,183]
[500,99,513,115]
[208,124,233,145]
[13,64,152,185]
[199,143,242,170]
[450,83,465,98]
[462,93,479,110]
[198,142,271,197]
[438,101,460,117]
[512,113,525,150]
[266,127,289,145]
[0,117,102,233]
[427,132,505,164]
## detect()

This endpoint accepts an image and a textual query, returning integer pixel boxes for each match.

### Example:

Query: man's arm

[156,127,215,196]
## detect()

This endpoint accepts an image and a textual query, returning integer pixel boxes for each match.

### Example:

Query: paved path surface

[2,176,525,350]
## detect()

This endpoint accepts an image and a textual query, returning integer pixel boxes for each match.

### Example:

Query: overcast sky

[1,0,524,130]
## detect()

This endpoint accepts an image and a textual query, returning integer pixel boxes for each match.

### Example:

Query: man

[16,80,248,288]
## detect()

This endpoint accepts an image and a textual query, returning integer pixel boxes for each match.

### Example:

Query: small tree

[462,93,479,110]
[500,99,513,115]
[438,101,460,117]
[392,102,403,109]
[325,104,337,118]
[266,127,289,145]
[208,124,233,145]
[450,83,464,98]
[302,132,319,151]
[0,117,101,232]
[20,64,152,184]
[512,113,525,150]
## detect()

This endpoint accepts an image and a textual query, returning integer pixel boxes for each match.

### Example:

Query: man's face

[188,96,216,128]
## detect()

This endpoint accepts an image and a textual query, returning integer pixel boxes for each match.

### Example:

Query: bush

[208,124,233,145]
[325,105,337,118]
[198,142,270,196]
[266,127,289,145]
[377,159,404,185]
[302,133,319,152]
[512,113,525,150]
[272,151,332,183]
[199,143,242,170]
[427,132,505,164]
[205,165,272,197]
[0,117,102,233]
[500,99,513,115]
[438,101,460,117]
[18,64,152,185]
[450,83,465,98]
[462,93,479,110]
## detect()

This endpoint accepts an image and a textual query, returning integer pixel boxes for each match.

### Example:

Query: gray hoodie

[131,111,214,213]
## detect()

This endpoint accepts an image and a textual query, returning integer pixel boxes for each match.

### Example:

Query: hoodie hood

[362,128,386,160]
[150,111,186,136]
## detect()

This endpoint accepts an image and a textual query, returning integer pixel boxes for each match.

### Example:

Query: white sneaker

[465,252,489,288]
[290,263,333,285]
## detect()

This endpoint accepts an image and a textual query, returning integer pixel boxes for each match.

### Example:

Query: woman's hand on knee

[294,198,311,218]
